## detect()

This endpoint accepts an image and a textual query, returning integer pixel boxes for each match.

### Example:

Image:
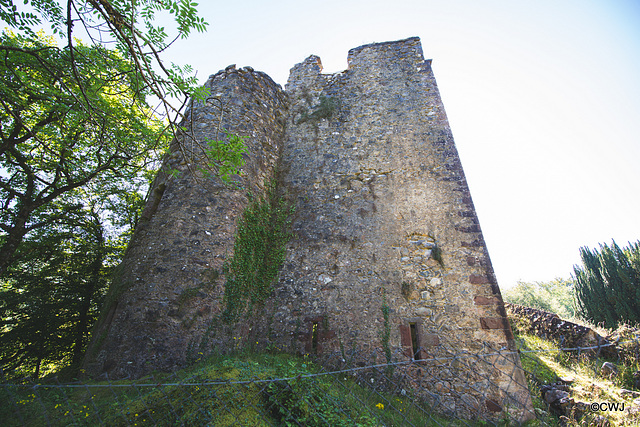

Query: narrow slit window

[409,323,421,359]
[311,322,319,353]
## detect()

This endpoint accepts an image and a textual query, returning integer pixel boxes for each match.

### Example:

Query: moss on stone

[297,96,338,125]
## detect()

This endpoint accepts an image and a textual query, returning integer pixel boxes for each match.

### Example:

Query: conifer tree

[573,240,640,328]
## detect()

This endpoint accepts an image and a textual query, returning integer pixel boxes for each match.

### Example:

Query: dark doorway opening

[409,323,422,360]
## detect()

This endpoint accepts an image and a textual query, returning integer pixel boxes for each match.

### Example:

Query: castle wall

[84,37,532,421]
[269,37,531,418]
[83,66,287,379]
[278,38,487,349]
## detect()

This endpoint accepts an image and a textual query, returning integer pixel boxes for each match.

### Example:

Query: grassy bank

[513,317,640,426]
[1,352,460,426]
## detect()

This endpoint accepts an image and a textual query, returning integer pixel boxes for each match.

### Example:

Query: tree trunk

[0,218,28,274]
[72,222,105,368]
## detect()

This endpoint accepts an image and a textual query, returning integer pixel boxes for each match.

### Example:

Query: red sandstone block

[480,317,505,330]
[469,274,488,284]
[399,324,412,357]
[473,296,495,305]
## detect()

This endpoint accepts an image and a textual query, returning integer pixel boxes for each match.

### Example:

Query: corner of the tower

[286,54,323,91]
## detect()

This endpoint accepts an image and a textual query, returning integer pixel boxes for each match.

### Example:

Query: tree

[0,2,253,378]
[502,278,577,319]
[0,194,140,378]
[573,240,640,329]
[0,157,147,379]
[0,0,208,115]
[0,0,209,273]
[0,126,148,378]
[0,0,196,373]
[0,31,169,274]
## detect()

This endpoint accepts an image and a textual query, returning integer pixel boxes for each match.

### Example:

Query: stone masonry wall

[83,66,287,379]
[506,303,615,357]
[84,37,532,421]
[262,36,531,419]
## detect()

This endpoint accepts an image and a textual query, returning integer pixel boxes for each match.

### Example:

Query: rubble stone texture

[506,302,614,357]
[84,37,532,420]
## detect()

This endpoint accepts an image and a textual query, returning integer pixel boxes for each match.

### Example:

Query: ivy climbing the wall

[381,296,395,377]
[222,179,294,322]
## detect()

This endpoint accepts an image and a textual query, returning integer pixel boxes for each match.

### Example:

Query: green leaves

[502,278,577,319]
[0,0,211,378]
[202,133,249,183]
[0,31,166,272]
[381,301,392,364]
[0,201,135,378]
[168,0,208,36]
[2,0,209,114]
[297,96,338,125]
[0,30,157,377]
[222,179,294,323]
[0,0,63,35]
[573,240,640,328]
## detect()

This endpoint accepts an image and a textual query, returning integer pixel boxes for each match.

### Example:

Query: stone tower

[85,37,532,420]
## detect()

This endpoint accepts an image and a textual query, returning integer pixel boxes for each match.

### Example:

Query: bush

[573,240,640,328]
[502,278,576,319]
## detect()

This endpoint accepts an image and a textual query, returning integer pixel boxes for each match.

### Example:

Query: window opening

[409,323,422,360]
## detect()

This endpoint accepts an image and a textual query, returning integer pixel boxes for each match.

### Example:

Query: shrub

[573,240,640,328]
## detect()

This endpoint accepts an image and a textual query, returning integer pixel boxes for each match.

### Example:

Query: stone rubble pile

[540,379,586,417]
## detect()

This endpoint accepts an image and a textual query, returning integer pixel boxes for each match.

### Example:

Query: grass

[513,319,640,427]
[6,316,638,425]
[1,352,470,426]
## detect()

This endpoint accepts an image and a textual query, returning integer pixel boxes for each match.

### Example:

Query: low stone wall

[505,303,615,357]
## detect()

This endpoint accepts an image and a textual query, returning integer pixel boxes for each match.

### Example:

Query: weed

[201,132,248,184]
[381,297,393,380]
[514,326,640,426]
[431,243,444,267]
[297,96,338,125]
[401,281,412,300]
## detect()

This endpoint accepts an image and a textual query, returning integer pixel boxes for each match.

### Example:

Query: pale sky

[12,0,640,289]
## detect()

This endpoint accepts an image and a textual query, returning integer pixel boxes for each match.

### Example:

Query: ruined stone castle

[84,37,532,420]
